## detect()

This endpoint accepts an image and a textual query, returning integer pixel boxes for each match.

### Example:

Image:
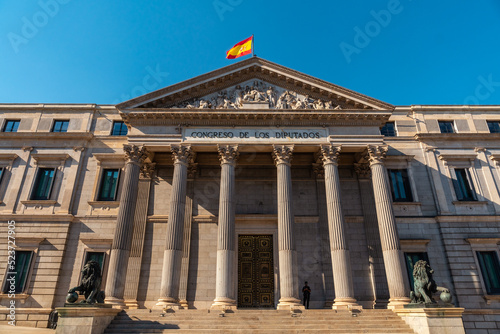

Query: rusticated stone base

[56,306,121,334]
[394,307,465,334]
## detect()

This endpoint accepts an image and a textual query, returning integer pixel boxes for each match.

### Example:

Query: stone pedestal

[394,307,465,334]
[56,306,121,334]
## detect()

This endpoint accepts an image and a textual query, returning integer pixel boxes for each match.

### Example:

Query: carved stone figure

[266,86,276,108]
[67,260,105,304]
[410,260,451,304]
[168,81,344,110]
[199,99,210,109]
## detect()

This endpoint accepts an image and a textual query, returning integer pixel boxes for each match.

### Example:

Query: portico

[105,56,410,310]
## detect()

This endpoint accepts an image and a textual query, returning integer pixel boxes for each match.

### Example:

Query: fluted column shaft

[367,145,410,308]
[212,145,239,308]
[320,145,357,308]
[157,145,192,307]
[273,145,301,309]
[105,145,147,307]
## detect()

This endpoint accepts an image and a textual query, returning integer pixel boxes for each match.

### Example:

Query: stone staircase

[104,309,416,334]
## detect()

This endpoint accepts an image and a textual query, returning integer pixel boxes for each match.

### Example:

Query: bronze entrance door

[238,235,274,308]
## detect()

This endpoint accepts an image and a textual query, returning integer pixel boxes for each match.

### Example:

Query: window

[438,121,455,133]
[31,168,55,200]
[388,169,413,202]
[404,252,429,290]
[111,121,128,136]
[453,168,476,201]
[381,122,396,136]
[2,251,33,293]
[487,121,500,133]
[51,120,69,133]
[476,251,500,295]
[98,169,119,201]
[2,120,20,133]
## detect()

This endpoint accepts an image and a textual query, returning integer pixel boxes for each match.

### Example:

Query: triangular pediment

[116,57,393,111]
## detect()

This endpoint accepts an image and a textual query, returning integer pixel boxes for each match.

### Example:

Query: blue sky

[1,0,500,106]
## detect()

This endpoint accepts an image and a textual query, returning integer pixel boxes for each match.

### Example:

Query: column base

[277,298,304,311]
[179,299,189,309]
[211,297,237,311]
[154,298,181,310]
[332,298,362,310]
[123,299,139,309]
[387,297,411,309]
[104,296,127,309]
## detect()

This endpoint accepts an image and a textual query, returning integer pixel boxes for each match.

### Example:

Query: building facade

[0,57,499,331]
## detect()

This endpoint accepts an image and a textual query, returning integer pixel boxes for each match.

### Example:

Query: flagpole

[252,34,255,57]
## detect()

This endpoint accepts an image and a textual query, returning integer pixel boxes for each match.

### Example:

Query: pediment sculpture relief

[171,80,343,110]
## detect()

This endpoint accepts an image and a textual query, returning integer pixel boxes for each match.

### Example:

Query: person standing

[302,281,311,309]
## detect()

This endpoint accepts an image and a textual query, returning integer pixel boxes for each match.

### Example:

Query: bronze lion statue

[67,260,105,304]
[410,260,449,304]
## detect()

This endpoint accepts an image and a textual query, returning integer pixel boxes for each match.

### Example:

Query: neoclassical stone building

[0,57,499,330]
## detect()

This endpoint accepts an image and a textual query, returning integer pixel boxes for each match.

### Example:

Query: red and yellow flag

[226,36,253,59]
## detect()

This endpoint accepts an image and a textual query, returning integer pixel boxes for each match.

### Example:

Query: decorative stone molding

[217,145,239,165]
[366,145,388,166]
[272,145,294,166]
[171,145,193,166]
[32,153,69,166]
[319,145,341,166]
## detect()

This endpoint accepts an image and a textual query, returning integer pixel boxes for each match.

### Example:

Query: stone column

[123,163,155,309]
[272,145,302,310]
[319,145,358,309]
[157,145,193,308]
[212,145,239,309]
[354,163,390,308]
[178,163,197,308]
[367,145,410,308]
[105,145,148,307]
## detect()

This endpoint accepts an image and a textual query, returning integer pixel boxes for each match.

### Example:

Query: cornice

[415,133,500,141]
[121,109,392,127]
[0,132,94,141]
[116,57,394,110]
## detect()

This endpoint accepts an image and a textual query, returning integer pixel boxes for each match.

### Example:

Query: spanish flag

[226,36,253,59]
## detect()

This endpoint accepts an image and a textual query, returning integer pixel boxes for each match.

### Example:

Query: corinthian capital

[367,145,388,166]
[140,163,156,179]
[171,145,193,166]
[218,145,239,166]
[354,163,371,179]
[272,145,294,166]
[124,145,148,165]
[319,145,341,166]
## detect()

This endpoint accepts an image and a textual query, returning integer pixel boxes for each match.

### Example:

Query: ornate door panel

[238,235,274,308]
